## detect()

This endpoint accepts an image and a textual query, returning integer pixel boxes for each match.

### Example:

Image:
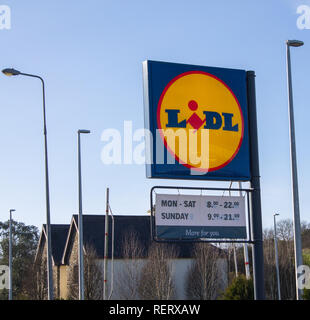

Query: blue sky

[0,0,309,231]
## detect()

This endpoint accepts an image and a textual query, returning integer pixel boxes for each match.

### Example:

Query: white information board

[155,193,247,240]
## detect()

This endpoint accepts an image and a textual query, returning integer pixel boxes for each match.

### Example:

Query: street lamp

[2,68,54,300]
[77,129,91,300]
[2,68,20,76]
[9,209,15,301]
[273,213,281,300]
[286,40,304,300]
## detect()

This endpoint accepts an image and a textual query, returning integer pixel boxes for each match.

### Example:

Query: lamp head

[287,40,304,47]
[274,213,280,217]
[2,68,21,76]
[9,209,16,213]
[78,129,91,134]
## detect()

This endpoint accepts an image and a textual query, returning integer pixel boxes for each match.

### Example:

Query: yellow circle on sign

[157,71,244,172]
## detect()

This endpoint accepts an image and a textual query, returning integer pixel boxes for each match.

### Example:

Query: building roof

[62,214,200,264]
[35,224,70,266]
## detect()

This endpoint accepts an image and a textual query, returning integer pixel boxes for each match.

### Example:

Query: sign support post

[103,188,109,300]
[246,71,265,300]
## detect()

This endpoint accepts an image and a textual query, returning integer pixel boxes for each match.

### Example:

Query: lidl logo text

[165,100,238,132]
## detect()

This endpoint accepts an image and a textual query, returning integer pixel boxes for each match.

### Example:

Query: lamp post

[286,40,304,300]
[103,187,109,300]
[9,209,15,300]
[273,213,281,300]
[77,129,91,300]
[2,68,54,300]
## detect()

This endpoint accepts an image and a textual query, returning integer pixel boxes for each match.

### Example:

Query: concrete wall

[61,233,228,300]
[171,259,194,299]
[96,258,227,300]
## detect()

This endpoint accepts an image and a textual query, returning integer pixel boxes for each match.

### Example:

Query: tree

[84,245,103,300]
[67,263,79,300]
[138,243,178,300]
[276,219,293,241]
[0,219,39,299]
[224,243,250,283]
[263,220,296,300]
[221,275,254,300]
[186,243,225,300]
[115,231,145,300]
[32,255,47,300]
[67,244,103,300]
[301,222,310,249]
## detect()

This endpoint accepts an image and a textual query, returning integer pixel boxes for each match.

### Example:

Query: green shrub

[220,275,254,300]
[303,289,310,300]
[303,252,310,267]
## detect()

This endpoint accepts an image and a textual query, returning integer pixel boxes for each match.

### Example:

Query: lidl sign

[143,60,251,181]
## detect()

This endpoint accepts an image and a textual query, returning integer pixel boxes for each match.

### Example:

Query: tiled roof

[42,224,70,265]
[63,214,202,262]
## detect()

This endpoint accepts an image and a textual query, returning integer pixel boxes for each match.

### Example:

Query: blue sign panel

[143,60,251,181]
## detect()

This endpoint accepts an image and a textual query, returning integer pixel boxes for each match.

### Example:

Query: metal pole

[78,131,84,300]
[9,209,15,300]
[247,71,265,300]
[77,129,90,300]
[243,244,250,279]
[2,70,54,299]
[286,41,303,300]
[41,77,54,301]
[238,182,251,279]
[108,204,115,300]
[233,244,238,277]
[273,213,281,300]
[103,188,109,300]
[17,73,54,300]
[229,184,239,278]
